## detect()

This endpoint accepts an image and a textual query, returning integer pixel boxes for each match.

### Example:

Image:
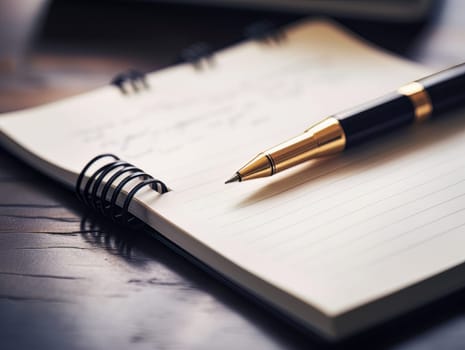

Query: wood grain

[0,150,315,349]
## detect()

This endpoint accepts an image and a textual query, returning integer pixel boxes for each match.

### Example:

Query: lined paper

[3,19,464,318]
[157,110,465,314]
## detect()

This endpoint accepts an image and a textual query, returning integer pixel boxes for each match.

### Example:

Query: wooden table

[2,1,465,349]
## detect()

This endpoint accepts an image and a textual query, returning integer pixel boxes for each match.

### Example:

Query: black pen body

[420,63,465,115]
[336,62,465,149]
[337,92,414,147]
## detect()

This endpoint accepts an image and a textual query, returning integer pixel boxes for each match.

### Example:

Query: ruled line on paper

[261,164,465,255]
[206,144,404,222]
[288,190,465,270]
[170,121,465,282]
[284,184,465,269]
[223,146,463,242]
[185,121,461,228]
[192,131,419,217]
[286,217,465,290]
[323,210,465,279]
[157,131,411,203]
[275,176,465,261]
[282,189,465,273]
[357,221,465,270]
[342,205,465,267]
[243,172,465,258]
[190,131,463,247]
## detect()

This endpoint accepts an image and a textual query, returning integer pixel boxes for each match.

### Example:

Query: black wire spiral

[111,69,149,94]
[76,154,168,228]
[243,20,286,44]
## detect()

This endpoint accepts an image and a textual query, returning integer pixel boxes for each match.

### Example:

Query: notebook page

[157,113,465,315]
[140,21,465,317]
[139,25,465,315]
[0,19,449,317]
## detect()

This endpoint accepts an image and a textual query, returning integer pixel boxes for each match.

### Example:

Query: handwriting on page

[70,54,339,160]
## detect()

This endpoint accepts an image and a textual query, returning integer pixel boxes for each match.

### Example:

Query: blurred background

[1,0,464,113]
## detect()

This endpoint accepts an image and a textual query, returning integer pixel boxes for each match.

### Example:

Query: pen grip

[336,92,414,147]
[419,63,465,115]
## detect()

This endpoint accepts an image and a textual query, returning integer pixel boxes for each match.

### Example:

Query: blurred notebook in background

[147,0,435,21]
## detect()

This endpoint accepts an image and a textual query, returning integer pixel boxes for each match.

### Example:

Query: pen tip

[225,173,241,184]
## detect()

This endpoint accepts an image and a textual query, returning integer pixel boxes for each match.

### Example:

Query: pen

[225,62,465,184]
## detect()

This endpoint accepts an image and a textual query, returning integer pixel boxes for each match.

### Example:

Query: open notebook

[1,19,464,340]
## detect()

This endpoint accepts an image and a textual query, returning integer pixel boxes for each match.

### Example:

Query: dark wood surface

[2,1,465,349]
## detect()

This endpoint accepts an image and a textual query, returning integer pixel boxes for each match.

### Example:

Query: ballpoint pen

[225,62,465,184]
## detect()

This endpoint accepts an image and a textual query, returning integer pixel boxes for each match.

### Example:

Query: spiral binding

[76,153,168,228]
[177,42,215,70]
[244,20,286,44]
[111,69,149,94]
[110,22,287,91]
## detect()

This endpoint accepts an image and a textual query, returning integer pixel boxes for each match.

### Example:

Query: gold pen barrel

[236,117,346,182]
[271,117,346,172]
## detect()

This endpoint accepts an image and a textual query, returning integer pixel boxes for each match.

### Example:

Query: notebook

[174,0,434,21]
[1,19,464,340]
